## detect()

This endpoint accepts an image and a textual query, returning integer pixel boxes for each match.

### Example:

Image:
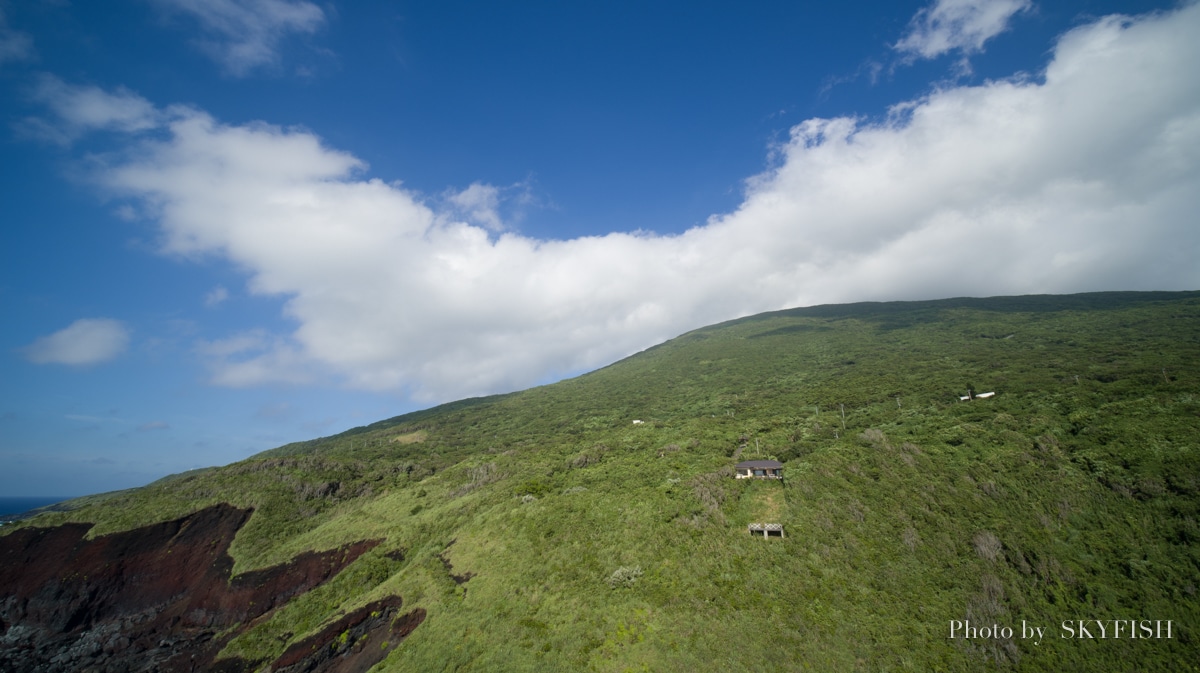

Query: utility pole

[840,404,846,430]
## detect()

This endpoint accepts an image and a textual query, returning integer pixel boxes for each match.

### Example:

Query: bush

[515,479,552,498]
[607,565,643,588]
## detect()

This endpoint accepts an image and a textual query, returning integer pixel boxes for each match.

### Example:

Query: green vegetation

[7,291,1200,671]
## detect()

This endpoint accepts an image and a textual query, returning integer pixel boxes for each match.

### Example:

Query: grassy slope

[7,291,1200,671]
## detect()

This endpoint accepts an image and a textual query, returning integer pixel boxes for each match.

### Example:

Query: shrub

[452,462,502,497]
[973,531,1002,563]
[516,479,552,498]
[607,565,643,588]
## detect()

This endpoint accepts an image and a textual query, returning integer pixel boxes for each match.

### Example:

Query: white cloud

[204,285,230,307]
[149,0,325,76]
[446,182,505,232]
[23,319,131,366]
[443,180,539,232]
[0,9,34,66]
[58,4,1200,402]
[194,330,314,386]
[194,330,270,358]
[19,75,160,145]
[895,0,1032,60]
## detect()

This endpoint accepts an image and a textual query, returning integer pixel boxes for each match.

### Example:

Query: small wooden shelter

[734,459,783,480]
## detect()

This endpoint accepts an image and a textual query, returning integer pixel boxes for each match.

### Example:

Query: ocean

[0,496,72,519]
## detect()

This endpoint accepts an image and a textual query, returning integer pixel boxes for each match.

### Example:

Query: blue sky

[1,0,1196,497]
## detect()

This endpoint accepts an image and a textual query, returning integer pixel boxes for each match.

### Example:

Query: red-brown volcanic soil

[0,504,417,673]
[269,597,425,673]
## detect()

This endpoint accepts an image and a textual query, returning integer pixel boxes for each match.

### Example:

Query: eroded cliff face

[267,597,425,673]
[0,504,419,673]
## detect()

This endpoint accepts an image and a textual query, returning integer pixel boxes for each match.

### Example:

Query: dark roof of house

[735,460,784,469]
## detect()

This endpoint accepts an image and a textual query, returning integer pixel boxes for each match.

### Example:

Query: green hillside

[8,291,1200,671]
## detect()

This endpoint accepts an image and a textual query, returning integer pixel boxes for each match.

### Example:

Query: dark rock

[0,504,392,673]
[268,596,426,673]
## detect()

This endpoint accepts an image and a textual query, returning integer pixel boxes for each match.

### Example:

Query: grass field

[7,291,1200,671]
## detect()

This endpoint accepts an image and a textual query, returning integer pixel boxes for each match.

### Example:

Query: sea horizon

[0,496,74,519]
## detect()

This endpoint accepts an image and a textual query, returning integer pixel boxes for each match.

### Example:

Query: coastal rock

[0,504,390,673]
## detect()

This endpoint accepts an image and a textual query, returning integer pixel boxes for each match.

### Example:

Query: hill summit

[3,291,1199,671]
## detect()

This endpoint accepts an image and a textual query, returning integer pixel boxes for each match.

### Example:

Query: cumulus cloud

[895,0,1032,60]
[19,75,160,145]
[443,180,539,233]
[446,182,506,232]
[149,0,325,76]
[55,4,1200,402]
[23,319,131,366]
